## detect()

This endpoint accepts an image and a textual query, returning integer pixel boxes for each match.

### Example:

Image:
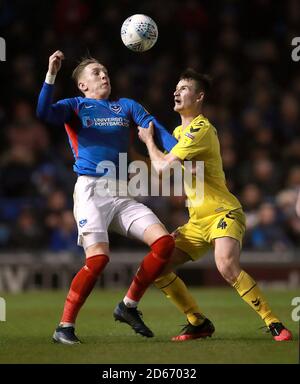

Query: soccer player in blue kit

[37,50,177,344]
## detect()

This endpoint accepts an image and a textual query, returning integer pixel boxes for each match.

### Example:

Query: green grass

[0,288,298,364]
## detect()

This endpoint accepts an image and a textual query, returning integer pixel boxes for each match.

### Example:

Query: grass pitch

[0,288,298,364]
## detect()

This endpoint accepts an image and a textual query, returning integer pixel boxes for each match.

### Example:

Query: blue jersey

[37,82,177,177]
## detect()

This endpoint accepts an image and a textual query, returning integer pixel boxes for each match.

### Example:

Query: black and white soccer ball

[121,14,158,52]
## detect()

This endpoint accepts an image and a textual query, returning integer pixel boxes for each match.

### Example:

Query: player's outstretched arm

[36,50,73,125]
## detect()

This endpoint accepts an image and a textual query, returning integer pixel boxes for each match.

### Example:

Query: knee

[85,254,109,277]
[216,257,240,285]
[151,235,175,260]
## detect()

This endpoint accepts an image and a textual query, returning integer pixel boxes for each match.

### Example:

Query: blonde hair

[72,57,100,84]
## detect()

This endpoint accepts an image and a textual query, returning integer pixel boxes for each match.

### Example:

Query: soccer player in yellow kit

[138,68,292,342]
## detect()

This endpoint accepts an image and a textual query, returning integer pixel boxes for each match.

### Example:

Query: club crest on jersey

[82,116,93,128]
[79,219,87,227]
[109,103,122,114]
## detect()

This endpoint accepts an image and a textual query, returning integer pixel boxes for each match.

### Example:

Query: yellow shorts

[174,208,246,260]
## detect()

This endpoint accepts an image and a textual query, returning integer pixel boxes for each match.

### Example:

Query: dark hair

[72,57,100,84]
[179,68,212,94]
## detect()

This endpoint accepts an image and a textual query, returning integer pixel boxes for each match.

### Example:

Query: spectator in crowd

[10,207,46,251]
[247,203,292,251]
[49,210,79,253]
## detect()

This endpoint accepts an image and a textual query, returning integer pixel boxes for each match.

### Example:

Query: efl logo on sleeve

[0,297,6,321]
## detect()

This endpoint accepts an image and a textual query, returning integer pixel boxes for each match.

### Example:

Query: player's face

[79,63,111,99]
[174,79,201,113]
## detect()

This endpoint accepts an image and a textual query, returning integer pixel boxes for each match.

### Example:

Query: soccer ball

[121,14,158,52]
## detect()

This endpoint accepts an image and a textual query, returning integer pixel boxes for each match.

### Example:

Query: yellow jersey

[170,114,241,221]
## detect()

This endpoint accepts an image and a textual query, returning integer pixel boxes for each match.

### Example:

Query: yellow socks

[232,270,280,326]
[155,273,205,326]
[155,270,279,327]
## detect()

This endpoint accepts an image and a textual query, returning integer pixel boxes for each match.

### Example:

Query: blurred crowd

[0,0,300,254]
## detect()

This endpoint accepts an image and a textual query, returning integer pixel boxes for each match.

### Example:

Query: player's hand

[48,50,65,75]
[138,121,154,144]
